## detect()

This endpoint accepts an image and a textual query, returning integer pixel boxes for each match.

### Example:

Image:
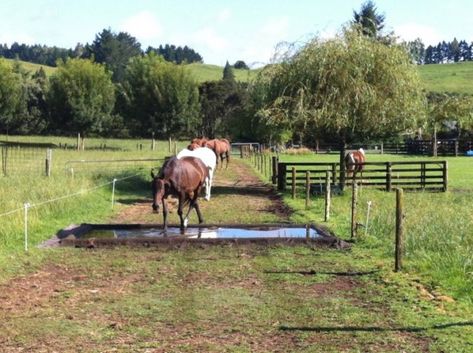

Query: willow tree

[259,27,425,185]
[427,93,473,156]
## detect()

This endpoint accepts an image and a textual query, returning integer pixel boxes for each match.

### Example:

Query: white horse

[177,147,216,201]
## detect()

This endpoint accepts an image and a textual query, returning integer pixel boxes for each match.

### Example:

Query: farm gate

[276,160,448,192]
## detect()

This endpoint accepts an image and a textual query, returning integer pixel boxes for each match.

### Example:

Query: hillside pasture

[418,61,473,94]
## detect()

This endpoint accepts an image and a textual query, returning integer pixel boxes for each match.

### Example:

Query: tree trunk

[433,125,438,157]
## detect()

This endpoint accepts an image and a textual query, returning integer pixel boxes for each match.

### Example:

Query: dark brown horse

[151,156,208,231]
[344,148,366,178]
[205,138,231,168]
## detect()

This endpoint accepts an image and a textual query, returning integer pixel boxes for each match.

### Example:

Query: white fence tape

[0,173,142,250]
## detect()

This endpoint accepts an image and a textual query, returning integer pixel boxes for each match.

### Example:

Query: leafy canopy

[258,27,425,145]
[48,58,115,135]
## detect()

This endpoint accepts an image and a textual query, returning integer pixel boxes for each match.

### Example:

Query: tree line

[406,38,473,65]
[0,28,203,69]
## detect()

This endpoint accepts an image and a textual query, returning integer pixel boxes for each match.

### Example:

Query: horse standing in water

[177,146,216,201]
[205,139,231,169]
[344,148,366,179]
[151,156,208,231]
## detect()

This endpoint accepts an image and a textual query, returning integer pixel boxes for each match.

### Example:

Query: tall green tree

[258,27,425,185]
[48,58,115,136]
[0,58,22,133]
[353,1,385,39]
[85,29,142,82]
[222,60,236,82]
[427,93,473,156]
[119,53,199,138]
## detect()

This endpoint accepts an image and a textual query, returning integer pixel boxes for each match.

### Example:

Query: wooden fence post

[277,163,286,191]
[291,167,296,199]
[331,163,337,185]
[351,181,358,239]
[324,170,331,222]
[272,156,278,184]
[168,137,172,153]
[386,162,392,192]
[395,188,404,272]
[443,161,448,192]
[1,146,7,176]
[420,162,426,189]
[305,171,310,209]
[45,148,52,177]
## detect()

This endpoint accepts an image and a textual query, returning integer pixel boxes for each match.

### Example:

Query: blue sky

[0,0,472,67]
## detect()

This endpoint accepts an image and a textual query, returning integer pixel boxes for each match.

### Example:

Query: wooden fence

[276,160,448,192]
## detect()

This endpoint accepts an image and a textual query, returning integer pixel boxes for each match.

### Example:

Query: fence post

[305,171,310,209]
[386,162,392,192]
[272,156,278,184]
[291,167,296,199]
[395,188,404,272]
[77,133,80,151]
[45,148,52,177]
[168,137,172,153]
[443,161,448,192]
[324,170,331,222]
[174,141,178,156]
[277,163,286,191]
[1,146,7,176]
[24,202,30,251]
[111,178,117,209]
[331,163,337,185]
[351,181,358,239]
[421,162,426,189]
[380,142,384,155]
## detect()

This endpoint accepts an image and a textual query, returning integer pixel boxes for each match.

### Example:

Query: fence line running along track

[276,160,448,192]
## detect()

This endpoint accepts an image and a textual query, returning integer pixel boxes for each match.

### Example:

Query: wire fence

[1,146,49,176]
[0,172,143,251]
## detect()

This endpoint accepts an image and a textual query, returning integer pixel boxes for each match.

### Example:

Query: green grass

[7,56,473,92]
[185,62,259,82]
[271,152,473,301]
[4,58,56,76]
[418,61,473,94]
[1,146,473,351]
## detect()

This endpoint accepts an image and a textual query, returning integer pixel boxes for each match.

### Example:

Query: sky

[0,0,472,67]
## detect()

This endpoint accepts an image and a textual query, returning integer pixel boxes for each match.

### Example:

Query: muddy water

[82,226,319,239]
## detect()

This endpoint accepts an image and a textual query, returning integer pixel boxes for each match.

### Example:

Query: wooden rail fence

[276,161,448,192]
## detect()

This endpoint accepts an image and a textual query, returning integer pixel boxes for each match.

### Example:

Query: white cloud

[192,27,228,52]
[216,9,231,23]
[120,11,162,41]
[239,17,291,66]
[394,23,443,45]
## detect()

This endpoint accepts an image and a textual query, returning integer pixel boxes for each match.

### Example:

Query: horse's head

[151,170,167,212]
[187,142,200,151]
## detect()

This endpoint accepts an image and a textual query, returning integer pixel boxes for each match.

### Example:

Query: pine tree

[352,1,385,38]
[222,60,235,82]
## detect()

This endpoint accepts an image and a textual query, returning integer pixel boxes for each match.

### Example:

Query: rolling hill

[5,58,473,95]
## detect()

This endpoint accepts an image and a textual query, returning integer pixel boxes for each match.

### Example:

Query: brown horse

[344,148,366,179]
[151,156,208,231]
[205,138,231,168]
[190,137,208,147]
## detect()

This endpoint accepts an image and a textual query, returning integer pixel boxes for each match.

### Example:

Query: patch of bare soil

[110,159,291,224]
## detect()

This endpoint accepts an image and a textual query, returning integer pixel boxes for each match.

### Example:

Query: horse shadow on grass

[279,321,473,333]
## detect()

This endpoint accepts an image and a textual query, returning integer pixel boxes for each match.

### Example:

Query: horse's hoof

[204,195,210,201]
